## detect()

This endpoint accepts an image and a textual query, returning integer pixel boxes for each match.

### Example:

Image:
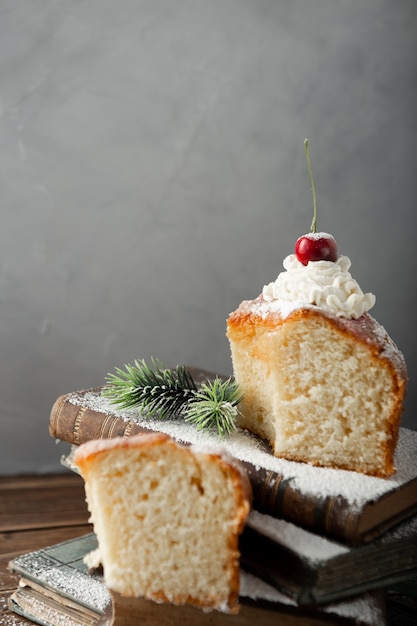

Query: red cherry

[296,141,338,264]
[295,232,338,265]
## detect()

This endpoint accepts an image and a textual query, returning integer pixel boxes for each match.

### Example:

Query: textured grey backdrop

[1,0,416,474]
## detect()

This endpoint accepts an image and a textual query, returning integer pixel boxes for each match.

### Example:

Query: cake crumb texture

[227,305,407,477]
[74,433,251,614]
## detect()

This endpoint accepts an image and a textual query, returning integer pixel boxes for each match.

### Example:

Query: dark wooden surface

[0,472,92,625]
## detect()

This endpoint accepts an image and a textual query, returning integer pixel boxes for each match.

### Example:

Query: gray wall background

[1,0,416,475]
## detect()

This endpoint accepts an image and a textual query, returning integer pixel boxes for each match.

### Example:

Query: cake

[226,233,407,478]
[73,432,252,614]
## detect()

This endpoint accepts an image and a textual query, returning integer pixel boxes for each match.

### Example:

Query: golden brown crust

[75,435,252,508]
[74,433,251,614]
[269,449,395,478]
[74,432,171,474]
[239,426,398,478]
[198,449,253,526]
[227,298,407,389]
[227,296,407,478]
[202,452,252,612]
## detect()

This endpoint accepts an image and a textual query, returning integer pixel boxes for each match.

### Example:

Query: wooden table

[0,472,92,625]
[1,473,415,626]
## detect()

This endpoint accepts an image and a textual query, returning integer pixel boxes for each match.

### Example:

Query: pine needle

[103,358,196,418]
[184,377,244,437]
[103,358,244,436]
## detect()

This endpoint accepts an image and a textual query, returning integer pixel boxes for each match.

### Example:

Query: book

[8,533,110,626]
[8,533,387,626]
[59,445,417,608]
[49,372,417,547]
[240,510,417,606]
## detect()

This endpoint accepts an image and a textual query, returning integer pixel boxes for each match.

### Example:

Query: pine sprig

[184,377,243,437]
[103,358,197,418]
[103,358,244,437]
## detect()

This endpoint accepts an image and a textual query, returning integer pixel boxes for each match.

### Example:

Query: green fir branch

[103,358,244,437]
[184,377,244,437]
[103,358,197,418]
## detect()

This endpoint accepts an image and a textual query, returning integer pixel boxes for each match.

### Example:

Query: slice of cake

[227,237,407,478]
[73,432,251,614]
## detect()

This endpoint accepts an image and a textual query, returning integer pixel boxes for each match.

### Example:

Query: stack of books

[9,369,417,625]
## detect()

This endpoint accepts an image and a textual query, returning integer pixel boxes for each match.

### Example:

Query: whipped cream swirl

[262,255,375,319]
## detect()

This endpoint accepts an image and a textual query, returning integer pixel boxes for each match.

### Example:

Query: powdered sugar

[379,511,417,543]
[324,592,385,625]
[247,510,350,563]
[10,551,110,613]
[240,569,290,604]
[251,296,316,320]
[232,297,407,380]
[10,590,88,626]
[239,571,385,625]
[67,390,416,510]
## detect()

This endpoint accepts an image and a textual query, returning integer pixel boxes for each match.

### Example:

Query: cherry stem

[304,139,317,233]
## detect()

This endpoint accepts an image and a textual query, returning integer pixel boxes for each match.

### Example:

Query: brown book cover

[49,372,417,547]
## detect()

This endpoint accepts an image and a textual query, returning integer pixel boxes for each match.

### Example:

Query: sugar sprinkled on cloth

[67,389,416,510]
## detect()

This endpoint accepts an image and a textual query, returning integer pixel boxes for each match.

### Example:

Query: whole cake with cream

[227,142,407,478]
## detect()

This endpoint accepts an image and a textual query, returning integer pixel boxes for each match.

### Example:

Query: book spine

[241,463,361,546]
[50,393,361,545]
[49,393,150,445]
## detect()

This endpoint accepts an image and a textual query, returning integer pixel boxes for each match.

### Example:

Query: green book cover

[8,533,110,626]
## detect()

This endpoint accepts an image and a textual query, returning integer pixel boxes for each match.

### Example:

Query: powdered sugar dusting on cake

[67,390,416,509]
[250,296,316,320]
[234,297,407,379]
